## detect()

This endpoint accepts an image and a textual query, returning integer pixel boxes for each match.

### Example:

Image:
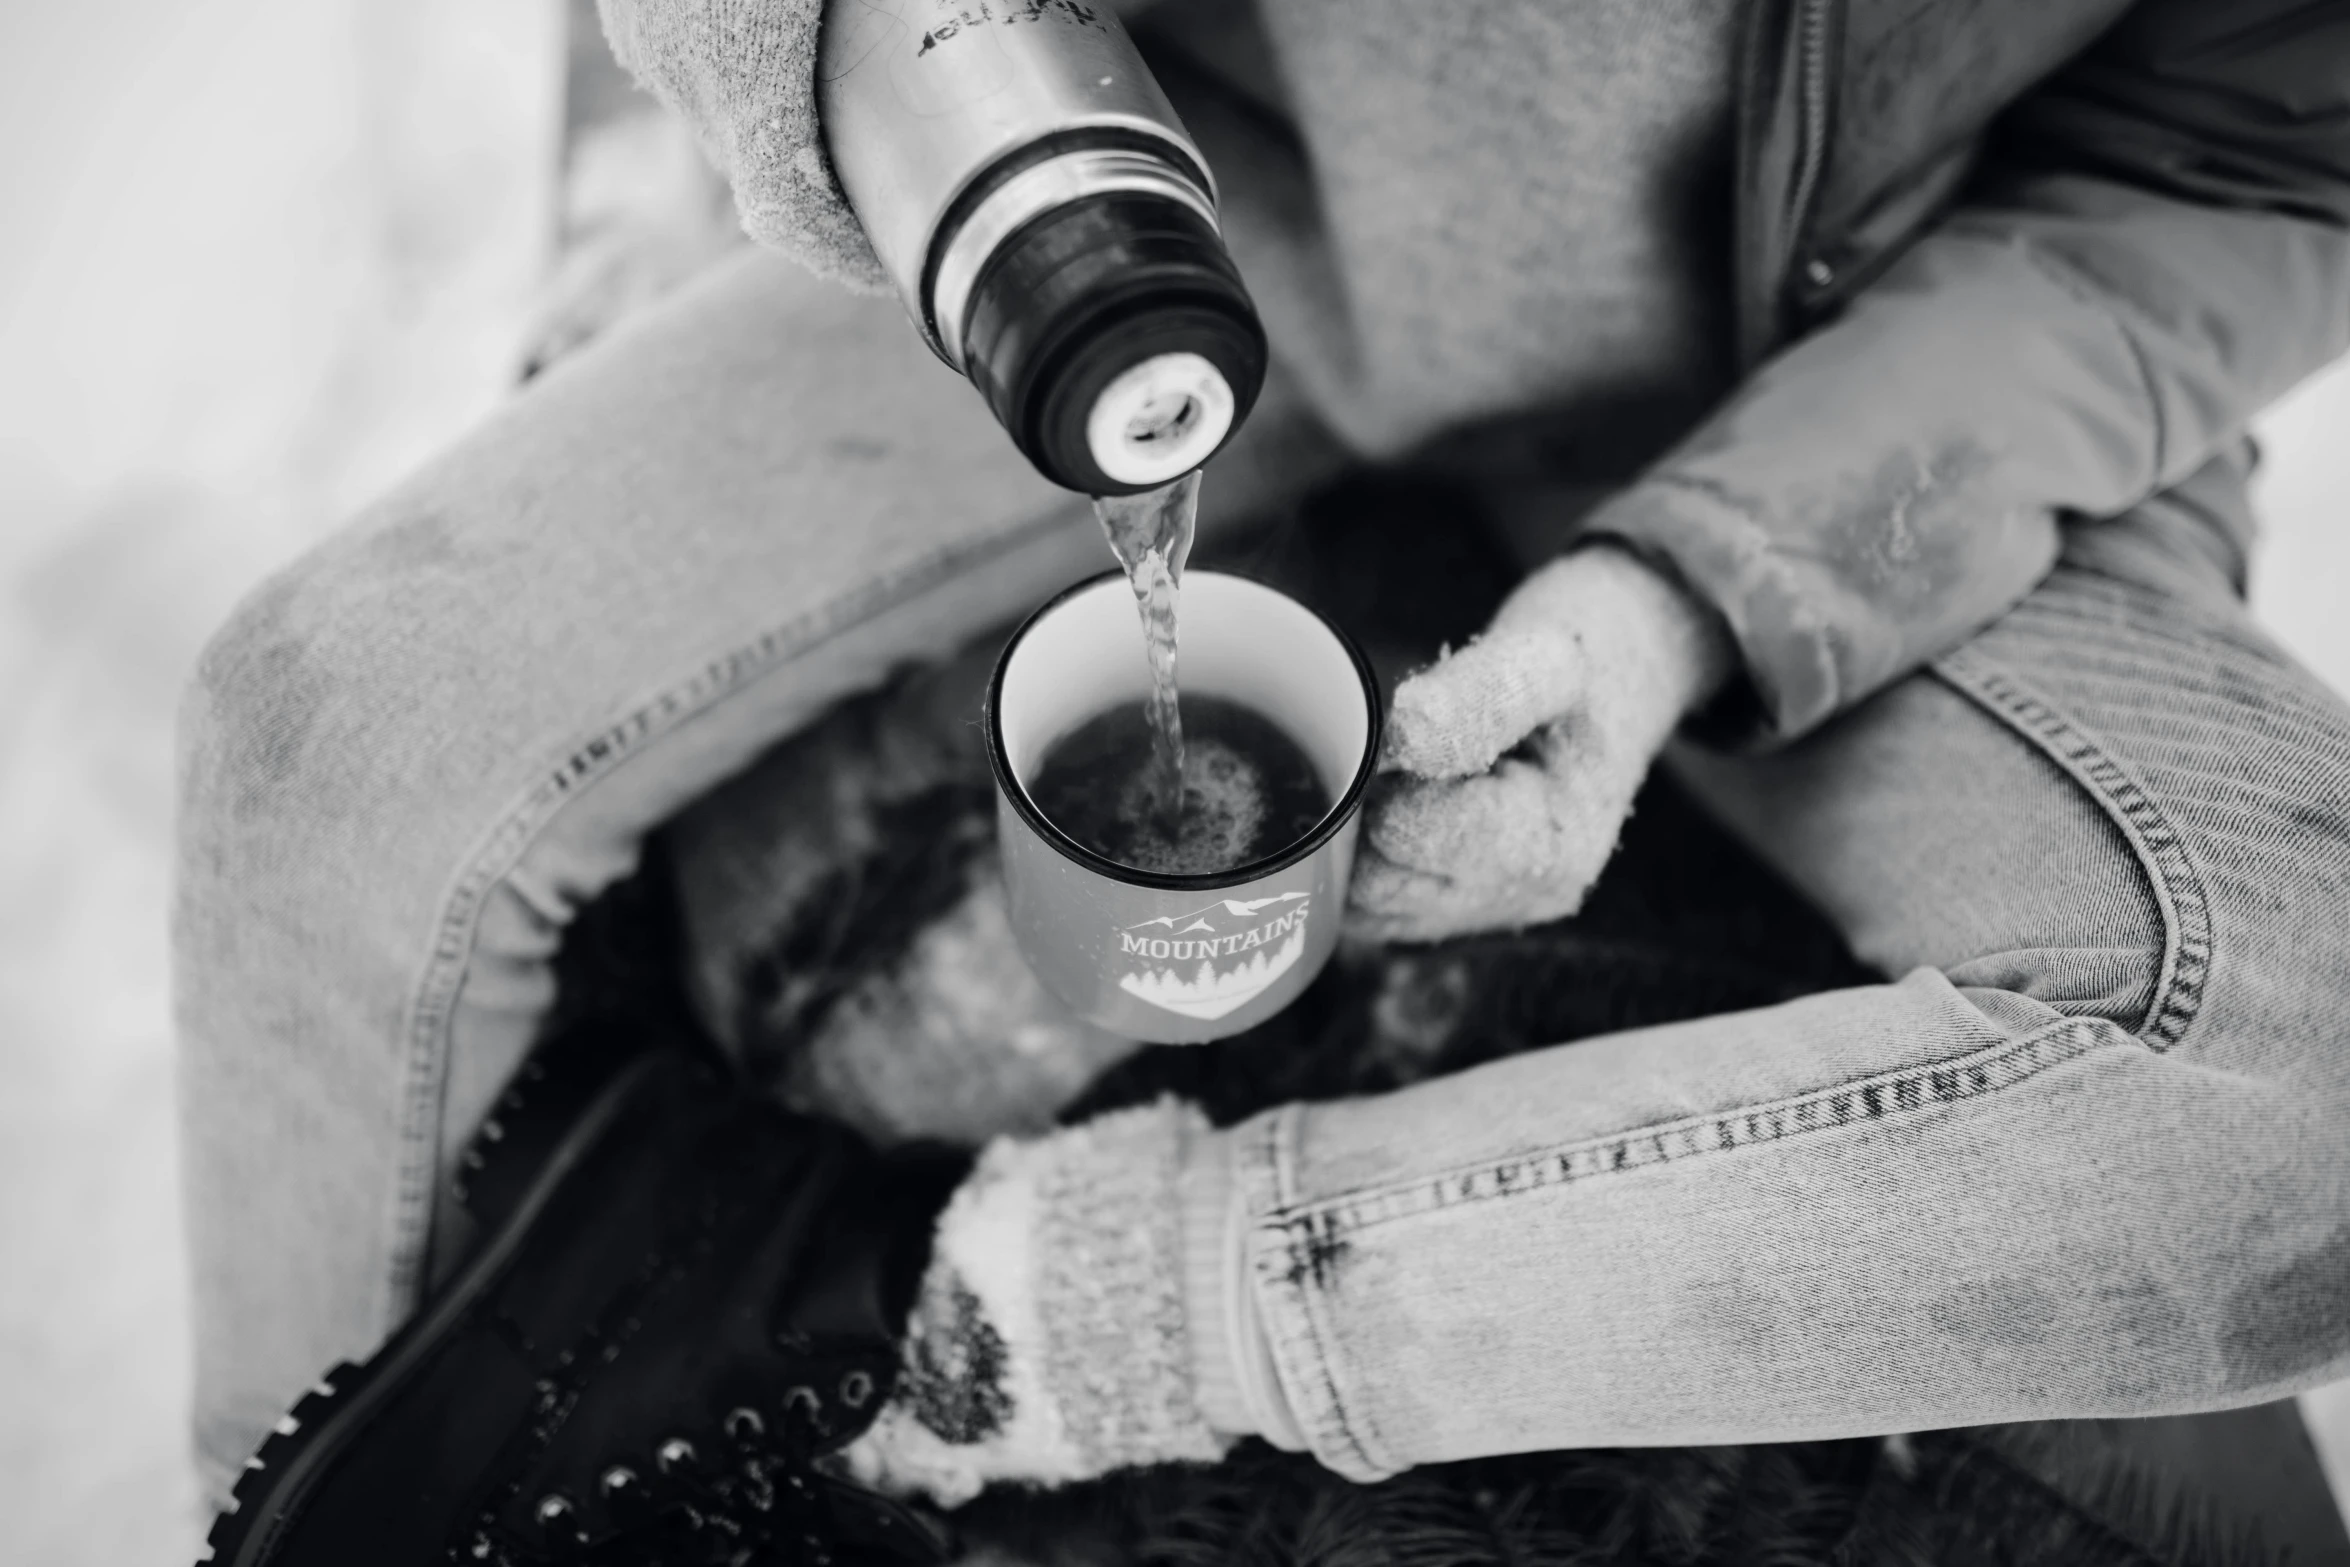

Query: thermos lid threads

[959,191,1267,496]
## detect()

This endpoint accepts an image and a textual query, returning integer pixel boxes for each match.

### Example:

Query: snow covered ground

[0,5,559,1561]
[0,6,2343,1562]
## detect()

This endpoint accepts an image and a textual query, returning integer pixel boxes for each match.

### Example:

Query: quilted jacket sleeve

[1586,0,2350,745]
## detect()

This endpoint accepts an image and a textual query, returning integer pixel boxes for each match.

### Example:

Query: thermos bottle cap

[817,0,1265,493]
[1084,351,1236,487]
[958,190,1267,496]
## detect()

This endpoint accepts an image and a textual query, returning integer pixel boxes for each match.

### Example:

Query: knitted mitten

[840,1100,1236,1506]
[1347,544,1734,943]
[595,0,887,289]
[784,865,1144,1148]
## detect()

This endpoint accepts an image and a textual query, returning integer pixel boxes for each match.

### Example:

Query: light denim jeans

[176,248,2350,1502]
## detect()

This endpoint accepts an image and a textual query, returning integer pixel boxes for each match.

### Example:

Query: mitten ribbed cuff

[1027,1100,1229,1471]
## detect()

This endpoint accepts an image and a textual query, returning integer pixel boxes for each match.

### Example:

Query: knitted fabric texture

[597,0,889,291]
[844,1099,1231,1506]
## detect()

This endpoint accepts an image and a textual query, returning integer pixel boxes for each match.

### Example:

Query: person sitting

[180,0,2350,1561]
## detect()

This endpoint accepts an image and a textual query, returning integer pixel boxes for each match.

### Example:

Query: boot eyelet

[839,1370,874,1409]
[784,1385,822,1423]
[725,1406,766,1444]
[656,1436,697,1474]
[533,1493,575,1531]
[599,1464,639,1499]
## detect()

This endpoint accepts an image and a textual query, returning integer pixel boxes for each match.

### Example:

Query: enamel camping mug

[986,570,1381,1042]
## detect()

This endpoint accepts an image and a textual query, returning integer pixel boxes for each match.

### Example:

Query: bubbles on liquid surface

[1111,737,1267,875]
[1029,695,1328,877]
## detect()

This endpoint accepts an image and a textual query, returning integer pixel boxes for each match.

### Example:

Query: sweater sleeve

[1584,0,2350,745]
[596,0,889,290]
[594,0,1171,293]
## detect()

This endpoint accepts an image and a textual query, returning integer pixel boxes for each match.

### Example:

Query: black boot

[200,1018,967,1566]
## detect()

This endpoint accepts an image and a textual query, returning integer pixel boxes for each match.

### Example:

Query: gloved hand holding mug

[1347,543,1736,944]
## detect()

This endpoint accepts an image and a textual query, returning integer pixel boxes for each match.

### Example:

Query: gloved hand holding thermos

[600,0,1267,495]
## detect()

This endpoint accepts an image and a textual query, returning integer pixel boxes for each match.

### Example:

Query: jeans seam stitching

[1270,1016,2120,1243]
[1932,641,2214,1052]
[379,510,1084,1319]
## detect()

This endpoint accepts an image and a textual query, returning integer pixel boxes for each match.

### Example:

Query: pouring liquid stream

[1091,468,1202,826]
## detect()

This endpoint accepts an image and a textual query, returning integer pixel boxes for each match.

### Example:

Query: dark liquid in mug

[1029,694,1329,876]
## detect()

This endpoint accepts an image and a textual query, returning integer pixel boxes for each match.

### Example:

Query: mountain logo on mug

[1113,893,1311,1020]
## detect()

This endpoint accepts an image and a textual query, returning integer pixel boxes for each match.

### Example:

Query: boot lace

[456,1396,898,1567]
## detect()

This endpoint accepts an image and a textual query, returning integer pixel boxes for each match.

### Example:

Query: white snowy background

[0,4,2344,1562]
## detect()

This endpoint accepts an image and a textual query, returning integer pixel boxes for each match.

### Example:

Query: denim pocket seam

[381,510,1085,1320]
[1267,1015,2123,1244]
[1932,642,2214,1053]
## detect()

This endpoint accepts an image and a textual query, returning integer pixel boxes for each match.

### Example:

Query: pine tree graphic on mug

[1115,893,1311,1019]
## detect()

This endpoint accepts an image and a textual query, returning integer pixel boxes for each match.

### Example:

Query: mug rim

[985,567,1385,892]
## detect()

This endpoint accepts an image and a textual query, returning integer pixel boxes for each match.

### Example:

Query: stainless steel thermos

[818,0,1266,495]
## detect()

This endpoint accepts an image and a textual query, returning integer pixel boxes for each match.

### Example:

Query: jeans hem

[1237,1106,1396,1483]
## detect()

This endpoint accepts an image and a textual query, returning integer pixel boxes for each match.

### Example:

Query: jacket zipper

[1785,0,1835,301]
